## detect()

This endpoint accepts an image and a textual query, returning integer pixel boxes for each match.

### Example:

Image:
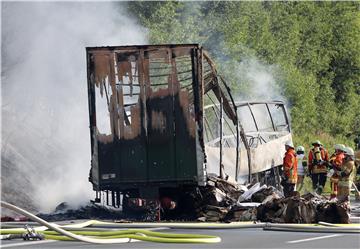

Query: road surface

[1,227,359,249]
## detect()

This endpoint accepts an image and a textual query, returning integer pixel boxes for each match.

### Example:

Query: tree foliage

[127,1,360,149]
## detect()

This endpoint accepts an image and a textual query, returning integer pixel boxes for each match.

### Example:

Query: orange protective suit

[329,152,345,199]
[283,148,298,184]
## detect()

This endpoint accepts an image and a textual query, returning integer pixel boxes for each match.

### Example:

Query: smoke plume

[1,2,147,212]
[234,58,284,102]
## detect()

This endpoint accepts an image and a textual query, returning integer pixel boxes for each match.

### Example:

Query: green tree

[127,1,360,147]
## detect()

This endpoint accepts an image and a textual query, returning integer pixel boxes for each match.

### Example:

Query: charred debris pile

[193,175,350,224]
[37,175,351,224]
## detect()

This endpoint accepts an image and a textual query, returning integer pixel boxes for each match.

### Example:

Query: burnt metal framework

[204,100,291,182]
[236,101,291,181]
[86,45,238,204]
[236,101,291,145]
[86,45,292,206]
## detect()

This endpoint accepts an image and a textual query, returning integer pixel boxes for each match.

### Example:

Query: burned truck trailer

[86,44,292,208]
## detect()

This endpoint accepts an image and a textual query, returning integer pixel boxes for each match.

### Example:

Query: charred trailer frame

[204,100,292,188]
[86,45,240,207]
[86,44,293,210]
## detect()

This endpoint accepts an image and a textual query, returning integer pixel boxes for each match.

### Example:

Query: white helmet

[312,140,322,146]
[344,147,354,156]
[296,146,305,152]
[334,144,345,151]
[285,140,294,148]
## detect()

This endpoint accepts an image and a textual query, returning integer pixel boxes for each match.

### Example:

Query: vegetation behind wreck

[127,1,360,149]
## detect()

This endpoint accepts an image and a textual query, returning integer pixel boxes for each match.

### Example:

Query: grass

[298,176,332,195]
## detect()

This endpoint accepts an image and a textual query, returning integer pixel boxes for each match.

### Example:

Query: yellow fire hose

[87,220,266,229]
[0,201,221,244]
[1,200,360,245]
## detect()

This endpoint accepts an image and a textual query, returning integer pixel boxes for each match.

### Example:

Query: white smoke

[233,58,284,102]
[1,2,147,212]
[234,58,286,131]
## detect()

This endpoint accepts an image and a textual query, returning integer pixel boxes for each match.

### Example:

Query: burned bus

[86,44,292,209]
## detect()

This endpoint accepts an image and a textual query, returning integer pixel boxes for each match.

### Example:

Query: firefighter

[281,141,298,197]
[296,146,307,192]
[337,147,355,204]
[328,144,345,199]
[354,134,360,150]
[354,147,360,201]
[308,140,329,194]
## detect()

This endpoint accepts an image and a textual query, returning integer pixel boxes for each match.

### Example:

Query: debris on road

[192,176,352,224]
[14,176,352,224]
[1,215,28,222]
[37,202,124,221]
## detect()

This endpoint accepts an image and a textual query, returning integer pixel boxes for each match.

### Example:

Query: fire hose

[0,201,221,244]
[1,200,360,245]
[262,223,360,233]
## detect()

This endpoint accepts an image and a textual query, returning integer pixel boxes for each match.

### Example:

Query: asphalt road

[1,228,359,249]
[2,199,360,249]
